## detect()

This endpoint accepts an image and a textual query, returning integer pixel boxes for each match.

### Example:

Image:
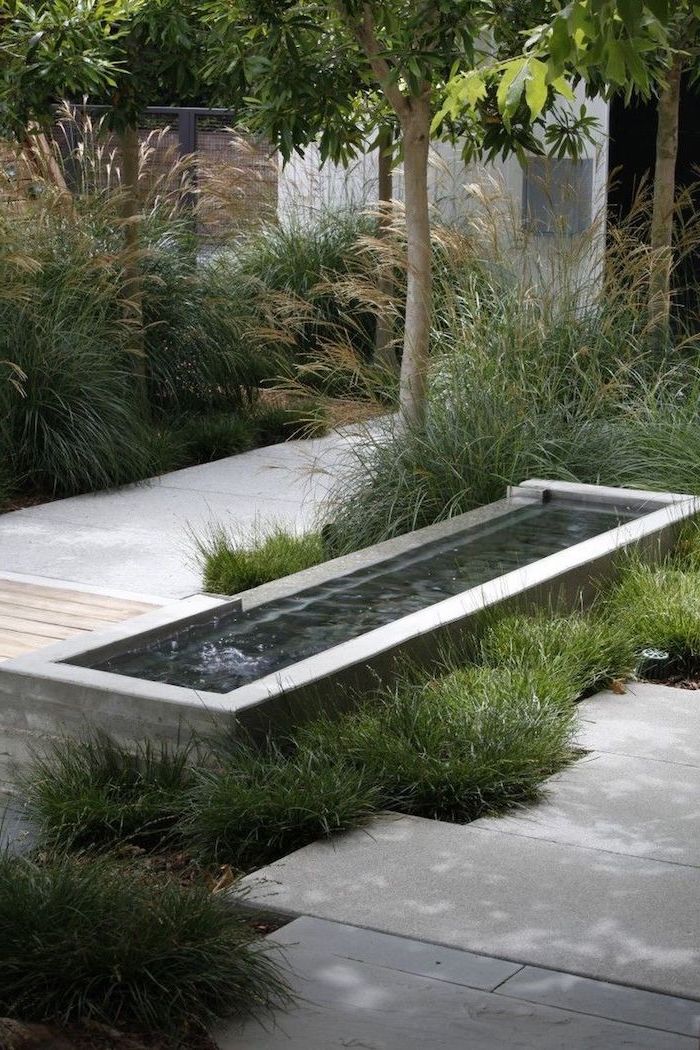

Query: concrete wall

[277,89,610,297]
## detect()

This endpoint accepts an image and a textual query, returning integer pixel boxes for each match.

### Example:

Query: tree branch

[334,1,410,119]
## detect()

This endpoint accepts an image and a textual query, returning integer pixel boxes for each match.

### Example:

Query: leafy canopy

[0,0,208,135]
[204,0,600,166]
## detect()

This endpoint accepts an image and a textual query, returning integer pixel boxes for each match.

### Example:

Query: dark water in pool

[92,502,636,692]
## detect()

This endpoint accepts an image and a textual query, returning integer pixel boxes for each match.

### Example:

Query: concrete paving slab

[473,750,700,866]
[498,966,700,1037]
[0,430,358,597]
[240,814,700,999]
[577,683,700,768]
[219,936,695,1049]
[270,915,522,990]
[0,792,35,854]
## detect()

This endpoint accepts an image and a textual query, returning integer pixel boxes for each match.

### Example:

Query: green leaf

[644,0,669,21]
[618,0,641,33]
[497,58,529,127]
[524,59,548,118]
[550,75,575,101]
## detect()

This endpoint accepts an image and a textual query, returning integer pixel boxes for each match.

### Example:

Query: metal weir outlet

[0,480,698,766]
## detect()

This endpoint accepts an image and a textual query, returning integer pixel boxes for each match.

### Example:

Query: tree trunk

[374,125,399,374]
[398,98,432,428]
[649,54,683,349]
[117,125,148,405]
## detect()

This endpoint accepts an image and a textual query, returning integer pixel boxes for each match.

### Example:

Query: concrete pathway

[0,430,362,600]
[222,918,700,1048]
[238,683,700,1013]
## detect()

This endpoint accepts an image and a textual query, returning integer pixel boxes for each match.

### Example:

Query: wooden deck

[0,579,158,662]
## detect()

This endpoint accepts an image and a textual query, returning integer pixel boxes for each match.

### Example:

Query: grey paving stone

[217,944,696,1049]
[577,684,700,768]
[497,966,700,1037]
[270,915,523,990]
[0,429,355,597]
[0,793,36,855]
[240,814,700,999]
[472,750,700,865]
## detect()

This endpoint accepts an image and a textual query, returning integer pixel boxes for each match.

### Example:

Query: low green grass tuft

[183,741,378,869]
[19,733,194,851]
[479,611,637,698]
[196,523,328,594]
[300,664,577,823]
[672,520,700,571]
[608,562,700,674]
[0,852,286,1031]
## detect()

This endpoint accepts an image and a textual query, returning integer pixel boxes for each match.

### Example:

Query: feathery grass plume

[323,175,700,554]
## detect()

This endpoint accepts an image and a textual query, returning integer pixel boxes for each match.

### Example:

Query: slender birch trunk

[398,97,432,428]
[649,54,683,349]
[374,125,399,374]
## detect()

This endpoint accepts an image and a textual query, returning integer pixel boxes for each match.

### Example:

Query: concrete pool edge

[0,480,697,770]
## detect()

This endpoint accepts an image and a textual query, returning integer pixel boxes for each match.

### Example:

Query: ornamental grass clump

[183,740,378,869]
[323,190,700,555]
[608,561,700,677]
[195,522,328,594]
[19,733,195,852]
[479,610,637,698]
[0,853,286,1032]
[301,663,578,823]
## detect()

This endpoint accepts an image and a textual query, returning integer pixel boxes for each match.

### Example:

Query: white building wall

[277,89,610,295]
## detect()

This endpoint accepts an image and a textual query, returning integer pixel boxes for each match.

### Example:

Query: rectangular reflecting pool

[1,479,696,762]
[90,500,637,693]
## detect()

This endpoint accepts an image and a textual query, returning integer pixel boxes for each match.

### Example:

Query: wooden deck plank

[0,637,37,658]
[0,615,84,640]
[0,578,156,613]
[0,581,159,661]
[0,592,153,622]
[0,601,119,631]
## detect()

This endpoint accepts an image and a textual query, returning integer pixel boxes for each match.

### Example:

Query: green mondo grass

[479,611,638,698]
[182,741,379,869]
[19,733,195,851]
[300,663,578,823]
[0,853,287,1031]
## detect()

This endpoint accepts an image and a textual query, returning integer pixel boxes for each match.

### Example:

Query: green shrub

[252,402,330,446]
[301,664,577,823]
[175,411,256,464]
[143,240,274,415]
[19,734,195,851]
[196,523,328,594]
[0,853,286,1031]
[0,207,153,496]
[479,611,637,697]
[183,741,378,869]
[234,213,377,368]
[608,562,700,673]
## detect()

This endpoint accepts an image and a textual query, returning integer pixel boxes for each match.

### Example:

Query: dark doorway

[608,75,700,326]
